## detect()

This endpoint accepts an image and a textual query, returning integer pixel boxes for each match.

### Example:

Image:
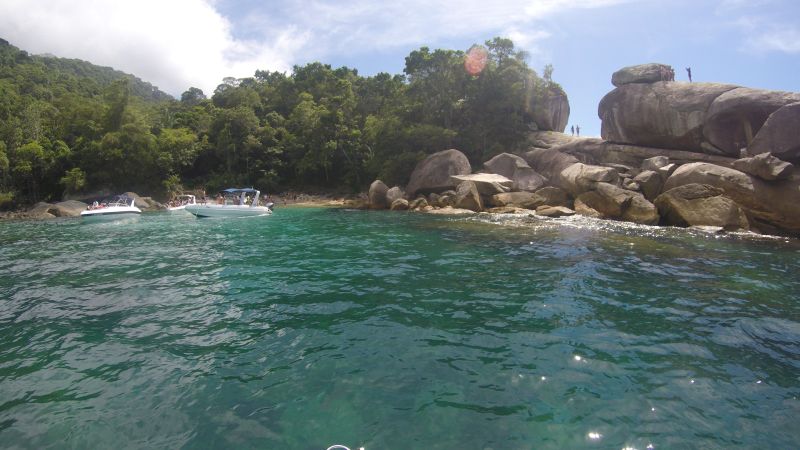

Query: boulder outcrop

[599,82,738,153]
[574,183,659,225]
[386,186,405,205]
[611,63,674,87]
[454,181,483,211]
[529,85,570,132]
[406,149,472,197]
[559,163,619,196]
[731,153,793,181]
[655,184,749,231]
[703,88,800,156]
[663,162,800,234]
[483,153,547,192]
[748,102,800,161]
[368,180,389,209]
[449,173,512,195]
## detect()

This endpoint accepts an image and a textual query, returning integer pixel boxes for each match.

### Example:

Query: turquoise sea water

[1,208,799,449]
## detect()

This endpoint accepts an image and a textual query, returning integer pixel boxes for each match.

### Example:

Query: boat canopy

[221,188,260,195]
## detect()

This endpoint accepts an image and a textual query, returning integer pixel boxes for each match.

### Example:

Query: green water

[1,208,799,449]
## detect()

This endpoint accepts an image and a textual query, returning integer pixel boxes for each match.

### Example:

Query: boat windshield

[216,188,261,206]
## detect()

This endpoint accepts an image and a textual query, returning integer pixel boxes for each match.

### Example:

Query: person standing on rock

[686,67,692,82]
[576,125,580,137]
[571,125,575,136]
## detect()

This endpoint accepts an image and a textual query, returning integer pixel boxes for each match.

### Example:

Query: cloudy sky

[1,0,798,136]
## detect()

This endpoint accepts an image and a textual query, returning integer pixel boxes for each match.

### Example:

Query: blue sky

[1,0,798,137]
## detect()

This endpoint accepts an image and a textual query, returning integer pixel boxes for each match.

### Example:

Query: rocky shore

[367,63,800,237]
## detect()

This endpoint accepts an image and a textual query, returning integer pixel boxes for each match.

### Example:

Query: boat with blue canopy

[185,188,273,218]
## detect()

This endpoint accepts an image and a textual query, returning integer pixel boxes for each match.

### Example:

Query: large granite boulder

[449,173,513,195]
[521,147,580,182]
[611,63,675,87]
[662,162,800,234]
[574,183,659,225]
[748,102,800,162]
[703,88,800,156]
[532,186,571,208]
[386,186,405,205]
[490,192,542,209]
[731,153,794,181]
[536,205,575,217]
[368,180,389,209]
[454,181,483,211]
[548,137,738,172]
[484,153,547,192]
[529,84,570,132]
[655,183,749,231]
[390,198,409,211]
[528,131,579,149]
[662,163,756,203]
[633,170,664,201]
[27,202,57,219]
[406,149,472,197]
[599,82,738,152]
[559,163,619,196]
[51,200,88,217]
[122,192,162,211]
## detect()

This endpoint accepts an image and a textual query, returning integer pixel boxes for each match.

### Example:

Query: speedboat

[185,188,273,218]
[167,194,197,212]
[80,195,141,221]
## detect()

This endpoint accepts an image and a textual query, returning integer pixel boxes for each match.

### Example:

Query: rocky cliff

[367,63,800,237]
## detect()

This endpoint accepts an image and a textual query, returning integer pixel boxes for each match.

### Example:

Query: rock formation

[365,63,800,236]
[406,149,472,197]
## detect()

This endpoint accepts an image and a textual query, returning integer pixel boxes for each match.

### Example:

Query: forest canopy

[0,36,565,207]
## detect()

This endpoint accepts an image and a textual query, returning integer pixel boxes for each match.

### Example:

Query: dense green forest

[0,37,565,207]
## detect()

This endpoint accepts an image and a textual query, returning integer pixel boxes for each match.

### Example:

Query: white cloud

[0,0,634,96]
[0,0,306,96]
[745,28,800,53]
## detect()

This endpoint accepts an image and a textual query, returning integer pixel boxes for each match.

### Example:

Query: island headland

[368,63,800,237]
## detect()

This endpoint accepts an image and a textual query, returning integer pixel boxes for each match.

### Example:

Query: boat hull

[185,204,272,218]
[80,207,142,221]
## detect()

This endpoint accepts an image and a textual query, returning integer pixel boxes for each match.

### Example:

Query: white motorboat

[80,195,141,221]
[167,194,197,212]
[185,188,273,218]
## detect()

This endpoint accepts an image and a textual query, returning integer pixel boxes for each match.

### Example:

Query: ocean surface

[1,207,799,449]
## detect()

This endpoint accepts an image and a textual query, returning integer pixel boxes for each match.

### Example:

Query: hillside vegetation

[0,37,564,206]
